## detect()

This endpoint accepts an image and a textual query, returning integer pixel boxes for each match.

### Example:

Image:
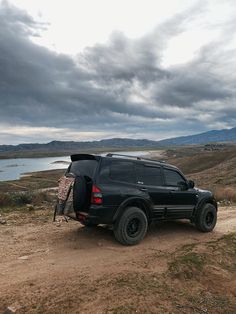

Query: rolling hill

[0,126,236,156]
[158,126,236,146]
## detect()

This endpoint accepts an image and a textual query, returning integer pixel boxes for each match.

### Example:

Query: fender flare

[113,196,152,222]
[193,196,218,217]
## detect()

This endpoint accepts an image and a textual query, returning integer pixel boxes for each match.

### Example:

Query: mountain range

[158,126,236,146]
[0,126,236,154]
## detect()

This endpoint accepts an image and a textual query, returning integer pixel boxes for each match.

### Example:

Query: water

[0,156,71,181]
[0,151,150,181]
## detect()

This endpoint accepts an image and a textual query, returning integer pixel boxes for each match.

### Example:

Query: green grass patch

[169,252,207,279]
[187,291,234,314]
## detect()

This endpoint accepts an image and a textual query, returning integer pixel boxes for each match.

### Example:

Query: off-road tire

[195,203,217,232]
[114,207,148,245]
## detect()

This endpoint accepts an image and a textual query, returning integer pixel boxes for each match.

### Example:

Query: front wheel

[195,203,217,232]
[114,207,148,245]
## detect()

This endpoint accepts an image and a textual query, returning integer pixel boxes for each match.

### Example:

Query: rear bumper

[76,205,117,225]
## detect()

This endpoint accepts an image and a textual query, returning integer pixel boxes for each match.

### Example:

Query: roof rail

[106,153,165,164]
[106,153,142,160]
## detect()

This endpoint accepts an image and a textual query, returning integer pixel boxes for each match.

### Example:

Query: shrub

[10,191,34,205]
[0,193,11,207]
[31,191,53,206]
[0,190,54,208]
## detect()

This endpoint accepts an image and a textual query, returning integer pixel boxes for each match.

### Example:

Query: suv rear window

[67,160,98,178]
[110,161,136,183]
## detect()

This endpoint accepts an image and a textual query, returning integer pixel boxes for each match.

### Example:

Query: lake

[0,151,150,181]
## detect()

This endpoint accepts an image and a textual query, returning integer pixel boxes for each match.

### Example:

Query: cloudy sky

[0,0,235,144]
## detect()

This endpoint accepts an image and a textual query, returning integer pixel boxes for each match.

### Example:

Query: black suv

[56,153,217,245]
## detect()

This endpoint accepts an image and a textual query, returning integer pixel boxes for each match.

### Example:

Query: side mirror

[178,181,188,191]
[188,180,195,189]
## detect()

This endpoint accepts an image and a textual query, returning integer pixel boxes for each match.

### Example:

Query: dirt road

[0,207,235,313]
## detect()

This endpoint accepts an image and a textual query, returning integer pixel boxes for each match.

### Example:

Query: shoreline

[0,149,165,183]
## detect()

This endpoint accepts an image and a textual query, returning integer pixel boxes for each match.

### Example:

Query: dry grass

[0,190,55,209]
[0,169,64,193]
[213,186,236,203]
[0,169,60,210]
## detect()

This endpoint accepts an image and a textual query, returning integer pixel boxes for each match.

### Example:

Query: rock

[18,255,29,260]
[36,206,44,210]
[4,306,17,314]
[0,219,7,225]
[26,204,34,211]
[4,302,21,314]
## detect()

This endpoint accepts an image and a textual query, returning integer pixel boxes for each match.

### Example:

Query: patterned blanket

[58,176,75,202]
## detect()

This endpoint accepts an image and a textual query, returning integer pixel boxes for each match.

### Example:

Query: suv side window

[110,161,136,183]
[136,164,163,186]
[164,168,185,186]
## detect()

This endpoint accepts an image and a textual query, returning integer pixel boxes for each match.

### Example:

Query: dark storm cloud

[153,66,231,107]
[0,1,165,128]
[0,0,172,129]
[79,5,198,86]
[0,0,236,143]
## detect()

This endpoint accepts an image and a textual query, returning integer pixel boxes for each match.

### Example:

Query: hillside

[158,127,236,146]
[160,145,236,203]
[0,138,159,153]
[1,126,236,158]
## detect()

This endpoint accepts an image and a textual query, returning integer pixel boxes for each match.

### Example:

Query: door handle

[139,188,148,192]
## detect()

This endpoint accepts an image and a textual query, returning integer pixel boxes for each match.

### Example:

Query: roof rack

[106,153,166,164]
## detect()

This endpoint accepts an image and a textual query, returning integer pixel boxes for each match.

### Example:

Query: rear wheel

[195,203,217,232]
[114,207,148,245]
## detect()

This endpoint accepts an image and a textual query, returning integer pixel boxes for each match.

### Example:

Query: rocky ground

[0,206,235,314]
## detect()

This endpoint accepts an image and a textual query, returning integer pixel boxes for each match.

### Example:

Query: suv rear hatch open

[54,154,100,221]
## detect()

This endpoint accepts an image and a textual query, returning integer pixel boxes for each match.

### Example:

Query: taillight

[91,185,103,205]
